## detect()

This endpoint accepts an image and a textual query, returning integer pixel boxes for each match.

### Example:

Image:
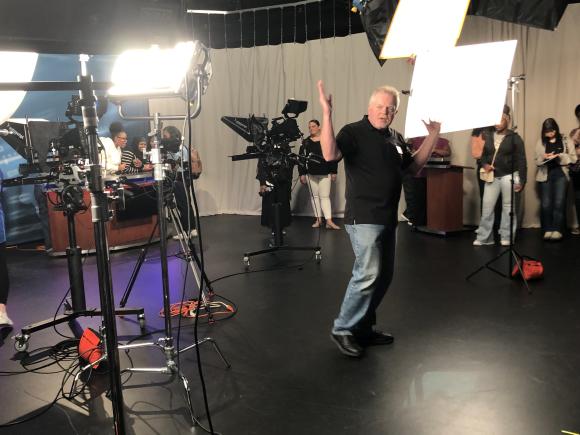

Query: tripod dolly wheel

[138,313,146,331]
[315,250,322,263]
[243,256,250,269]
[14,334,30,353]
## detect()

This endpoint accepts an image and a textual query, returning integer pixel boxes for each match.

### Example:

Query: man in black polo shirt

[317,80,441,358]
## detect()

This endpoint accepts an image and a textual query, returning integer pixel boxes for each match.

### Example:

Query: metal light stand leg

[117,117,229,429]
[79,69,126,434]
[167,205,233,363]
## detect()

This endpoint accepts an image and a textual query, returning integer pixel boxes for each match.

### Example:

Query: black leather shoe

[330,333,364,358]
[357,331,394,346]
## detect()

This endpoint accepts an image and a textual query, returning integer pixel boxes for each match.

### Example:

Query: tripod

[466,76,532,294]
[13,185,146,353]
[114,127,230,428]
[243,183,322,268]
[119,192,216,310]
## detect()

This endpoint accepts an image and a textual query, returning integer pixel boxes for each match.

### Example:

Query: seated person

[162,126,202,239]
[123,137,153,173]
[99,122,128,176]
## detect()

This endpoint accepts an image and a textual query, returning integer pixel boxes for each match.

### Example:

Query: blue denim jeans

[476,175,516,243]
[332,224,396,336]
[540,167,567,232]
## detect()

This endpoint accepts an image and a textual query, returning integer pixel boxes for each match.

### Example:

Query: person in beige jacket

[535,118,577,240]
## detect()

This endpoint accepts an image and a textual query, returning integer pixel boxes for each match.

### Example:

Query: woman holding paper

[535,118,577,241]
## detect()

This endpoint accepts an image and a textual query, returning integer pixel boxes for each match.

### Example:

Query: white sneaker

[500,240,511,246]
[172,229,198,240]
[571,227,580,235]
[0,311,13,328]
[543,231,553,240]
[551,231,563,240]
[473,240,494,246]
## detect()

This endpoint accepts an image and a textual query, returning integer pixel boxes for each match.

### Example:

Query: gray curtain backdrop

[150,5,580,228]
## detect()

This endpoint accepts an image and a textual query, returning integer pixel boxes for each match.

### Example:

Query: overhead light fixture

[0,51,39,125]
[404,40,518,138]
[379,0,470,60]
[108,41,211,100]
[186,9,228,15]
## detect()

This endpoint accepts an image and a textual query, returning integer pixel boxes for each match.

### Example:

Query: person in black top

[474,107,527,246]
[317,80,441,358]
[131,137,153,172]
[298,119,340,229]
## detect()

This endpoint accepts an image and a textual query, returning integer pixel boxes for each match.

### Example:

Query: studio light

[404,40,518,138]
[108,41,211,100]
[0,51,39,124]
[379,0,470,60]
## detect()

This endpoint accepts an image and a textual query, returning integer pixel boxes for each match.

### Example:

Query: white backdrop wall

[150,5,580,228]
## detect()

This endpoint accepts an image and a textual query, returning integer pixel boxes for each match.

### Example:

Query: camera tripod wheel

[13,334,30,353]
[243,255,250,269]
[138,313,146,331]
[315,250,322,263]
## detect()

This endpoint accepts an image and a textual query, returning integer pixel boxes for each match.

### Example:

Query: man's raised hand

[317,80,332,116]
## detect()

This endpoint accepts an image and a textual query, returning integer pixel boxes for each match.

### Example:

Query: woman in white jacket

[535,118,578,240]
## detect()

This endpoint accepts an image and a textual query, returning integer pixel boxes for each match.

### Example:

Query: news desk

[47,174,159,256]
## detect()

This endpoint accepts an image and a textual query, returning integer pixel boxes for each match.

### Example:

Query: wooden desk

[417,165,472,236]
[47,189,159,256]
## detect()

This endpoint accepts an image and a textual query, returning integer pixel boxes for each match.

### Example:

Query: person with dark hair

[100,121,129,175]
[569,105,580,235]
[124,137,153,173]
[318,81,441,358]
[0,170,11,328]
[298,119,340,229]
[535,118,577,240]
[162,126,202,239]
[474,106,527,246]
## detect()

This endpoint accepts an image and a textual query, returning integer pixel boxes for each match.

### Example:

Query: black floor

[1,215,579,435]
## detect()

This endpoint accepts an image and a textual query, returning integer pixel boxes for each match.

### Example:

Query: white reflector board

[379,0,470,60]
[404,40,517,139]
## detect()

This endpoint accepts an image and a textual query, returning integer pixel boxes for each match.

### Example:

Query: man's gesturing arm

[318,80,342,162]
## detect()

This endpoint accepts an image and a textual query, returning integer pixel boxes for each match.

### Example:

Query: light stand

[466,75,531,294]
[112,49,229,430]
[0,59,131,434]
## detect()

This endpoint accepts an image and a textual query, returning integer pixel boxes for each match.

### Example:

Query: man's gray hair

[369,86,400,110]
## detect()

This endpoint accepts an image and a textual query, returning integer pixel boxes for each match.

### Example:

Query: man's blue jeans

[332,224,396,336]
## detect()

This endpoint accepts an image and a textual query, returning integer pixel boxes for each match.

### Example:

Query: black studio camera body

[223,99,308,186]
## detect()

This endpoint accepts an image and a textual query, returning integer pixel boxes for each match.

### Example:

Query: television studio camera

[221,99,322,267]
[1,94,145,353]
[0,94,132,213]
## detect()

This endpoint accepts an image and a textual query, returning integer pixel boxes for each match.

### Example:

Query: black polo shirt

[336,116,413,226]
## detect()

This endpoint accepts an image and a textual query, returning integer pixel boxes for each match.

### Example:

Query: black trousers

[571,170,580,226]
[402,174,426,226]
[173,172,197,233]
[0,243,9,305]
